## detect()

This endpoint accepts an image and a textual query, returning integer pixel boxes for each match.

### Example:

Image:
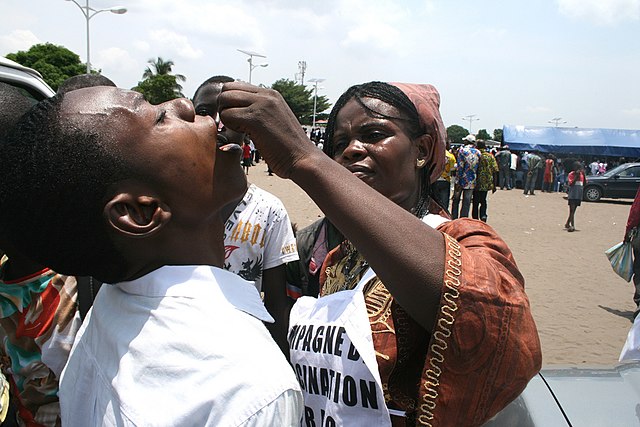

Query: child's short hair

[57,73,116,95]
[0,82,35,141]
[0,94,133,282]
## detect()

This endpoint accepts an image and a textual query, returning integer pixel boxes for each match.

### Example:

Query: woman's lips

[347,165,373,178]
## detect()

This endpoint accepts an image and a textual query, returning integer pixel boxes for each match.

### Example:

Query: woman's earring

[416,158,426,168]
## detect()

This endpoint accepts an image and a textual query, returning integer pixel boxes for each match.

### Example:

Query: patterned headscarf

[389,83,447,183]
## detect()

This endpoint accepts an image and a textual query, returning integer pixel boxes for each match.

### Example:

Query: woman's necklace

[323,195,430,295]
[322,241,368,295]
[340,242,369,291]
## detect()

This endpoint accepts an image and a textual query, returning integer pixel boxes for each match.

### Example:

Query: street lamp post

[237,49,268,84]
[65,0,127,74]
[308,78,325,129]
[548,117,567,127]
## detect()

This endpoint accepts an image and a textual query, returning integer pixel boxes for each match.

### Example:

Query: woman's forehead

[341,96,402,120]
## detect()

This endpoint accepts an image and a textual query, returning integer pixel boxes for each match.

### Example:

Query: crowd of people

[0,74,548,426]
[427,138,635,234]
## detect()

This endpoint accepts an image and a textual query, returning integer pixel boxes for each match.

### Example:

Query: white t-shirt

[59,266,302,427]
[224,184,299,291]
[510,153,518,170]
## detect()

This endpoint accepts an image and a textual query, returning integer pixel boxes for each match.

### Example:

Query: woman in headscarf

[220,81,541,427]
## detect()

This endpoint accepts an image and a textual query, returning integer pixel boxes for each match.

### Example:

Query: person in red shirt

[242,140,252,175]
[542,155,556,192]
[625,186,640,318]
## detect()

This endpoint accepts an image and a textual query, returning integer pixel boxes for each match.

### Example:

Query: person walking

[564,162,587,232]
[624,186,640,319]
[472,140,498,222]
[620,187,640,361]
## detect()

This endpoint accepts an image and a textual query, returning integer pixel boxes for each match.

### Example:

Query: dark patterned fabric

[476,150,498,192]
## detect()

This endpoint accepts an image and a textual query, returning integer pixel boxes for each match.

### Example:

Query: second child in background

[193,76,299,357]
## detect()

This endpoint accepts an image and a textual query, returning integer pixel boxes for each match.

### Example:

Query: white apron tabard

[288,268,392,426]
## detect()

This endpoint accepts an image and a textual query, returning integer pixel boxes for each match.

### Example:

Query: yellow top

[439,150,456,181]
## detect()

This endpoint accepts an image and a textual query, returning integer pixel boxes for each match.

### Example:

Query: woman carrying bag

[619,187,640,361]
[625,186,640,318]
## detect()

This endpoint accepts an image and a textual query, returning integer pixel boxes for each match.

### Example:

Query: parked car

[583,162,640,202]
[485,361,640,426]
[0,56,54,101]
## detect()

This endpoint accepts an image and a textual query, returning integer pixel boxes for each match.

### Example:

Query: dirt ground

[248,166,636,367]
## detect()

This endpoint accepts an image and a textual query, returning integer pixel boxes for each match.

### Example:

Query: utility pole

[462,114,479,133]
[308,78,325,129]
[295,61,307,85]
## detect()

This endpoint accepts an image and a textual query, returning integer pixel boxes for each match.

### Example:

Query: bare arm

[219,83,444,331]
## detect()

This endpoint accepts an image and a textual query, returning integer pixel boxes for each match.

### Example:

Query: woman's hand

[625,229,634,243]
[218,82,318,179]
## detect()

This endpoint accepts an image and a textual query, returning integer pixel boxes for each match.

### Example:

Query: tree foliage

[132,57,185,104]
[132,74,183,105]
[143,57,186,86]
[271,79,331,125]
[446,124,469,144]
[5,43,85,91]
[476,129,491,141]
[493,128,504,143]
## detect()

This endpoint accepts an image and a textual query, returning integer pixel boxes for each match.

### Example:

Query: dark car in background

[584,162,640,202]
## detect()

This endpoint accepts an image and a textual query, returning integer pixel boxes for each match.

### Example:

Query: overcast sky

[2,0,639,133]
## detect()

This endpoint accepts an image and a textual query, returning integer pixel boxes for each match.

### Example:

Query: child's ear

[104,193,171,237]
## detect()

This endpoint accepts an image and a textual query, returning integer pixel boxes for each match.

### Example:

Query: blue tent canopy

[503,125,640,158]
